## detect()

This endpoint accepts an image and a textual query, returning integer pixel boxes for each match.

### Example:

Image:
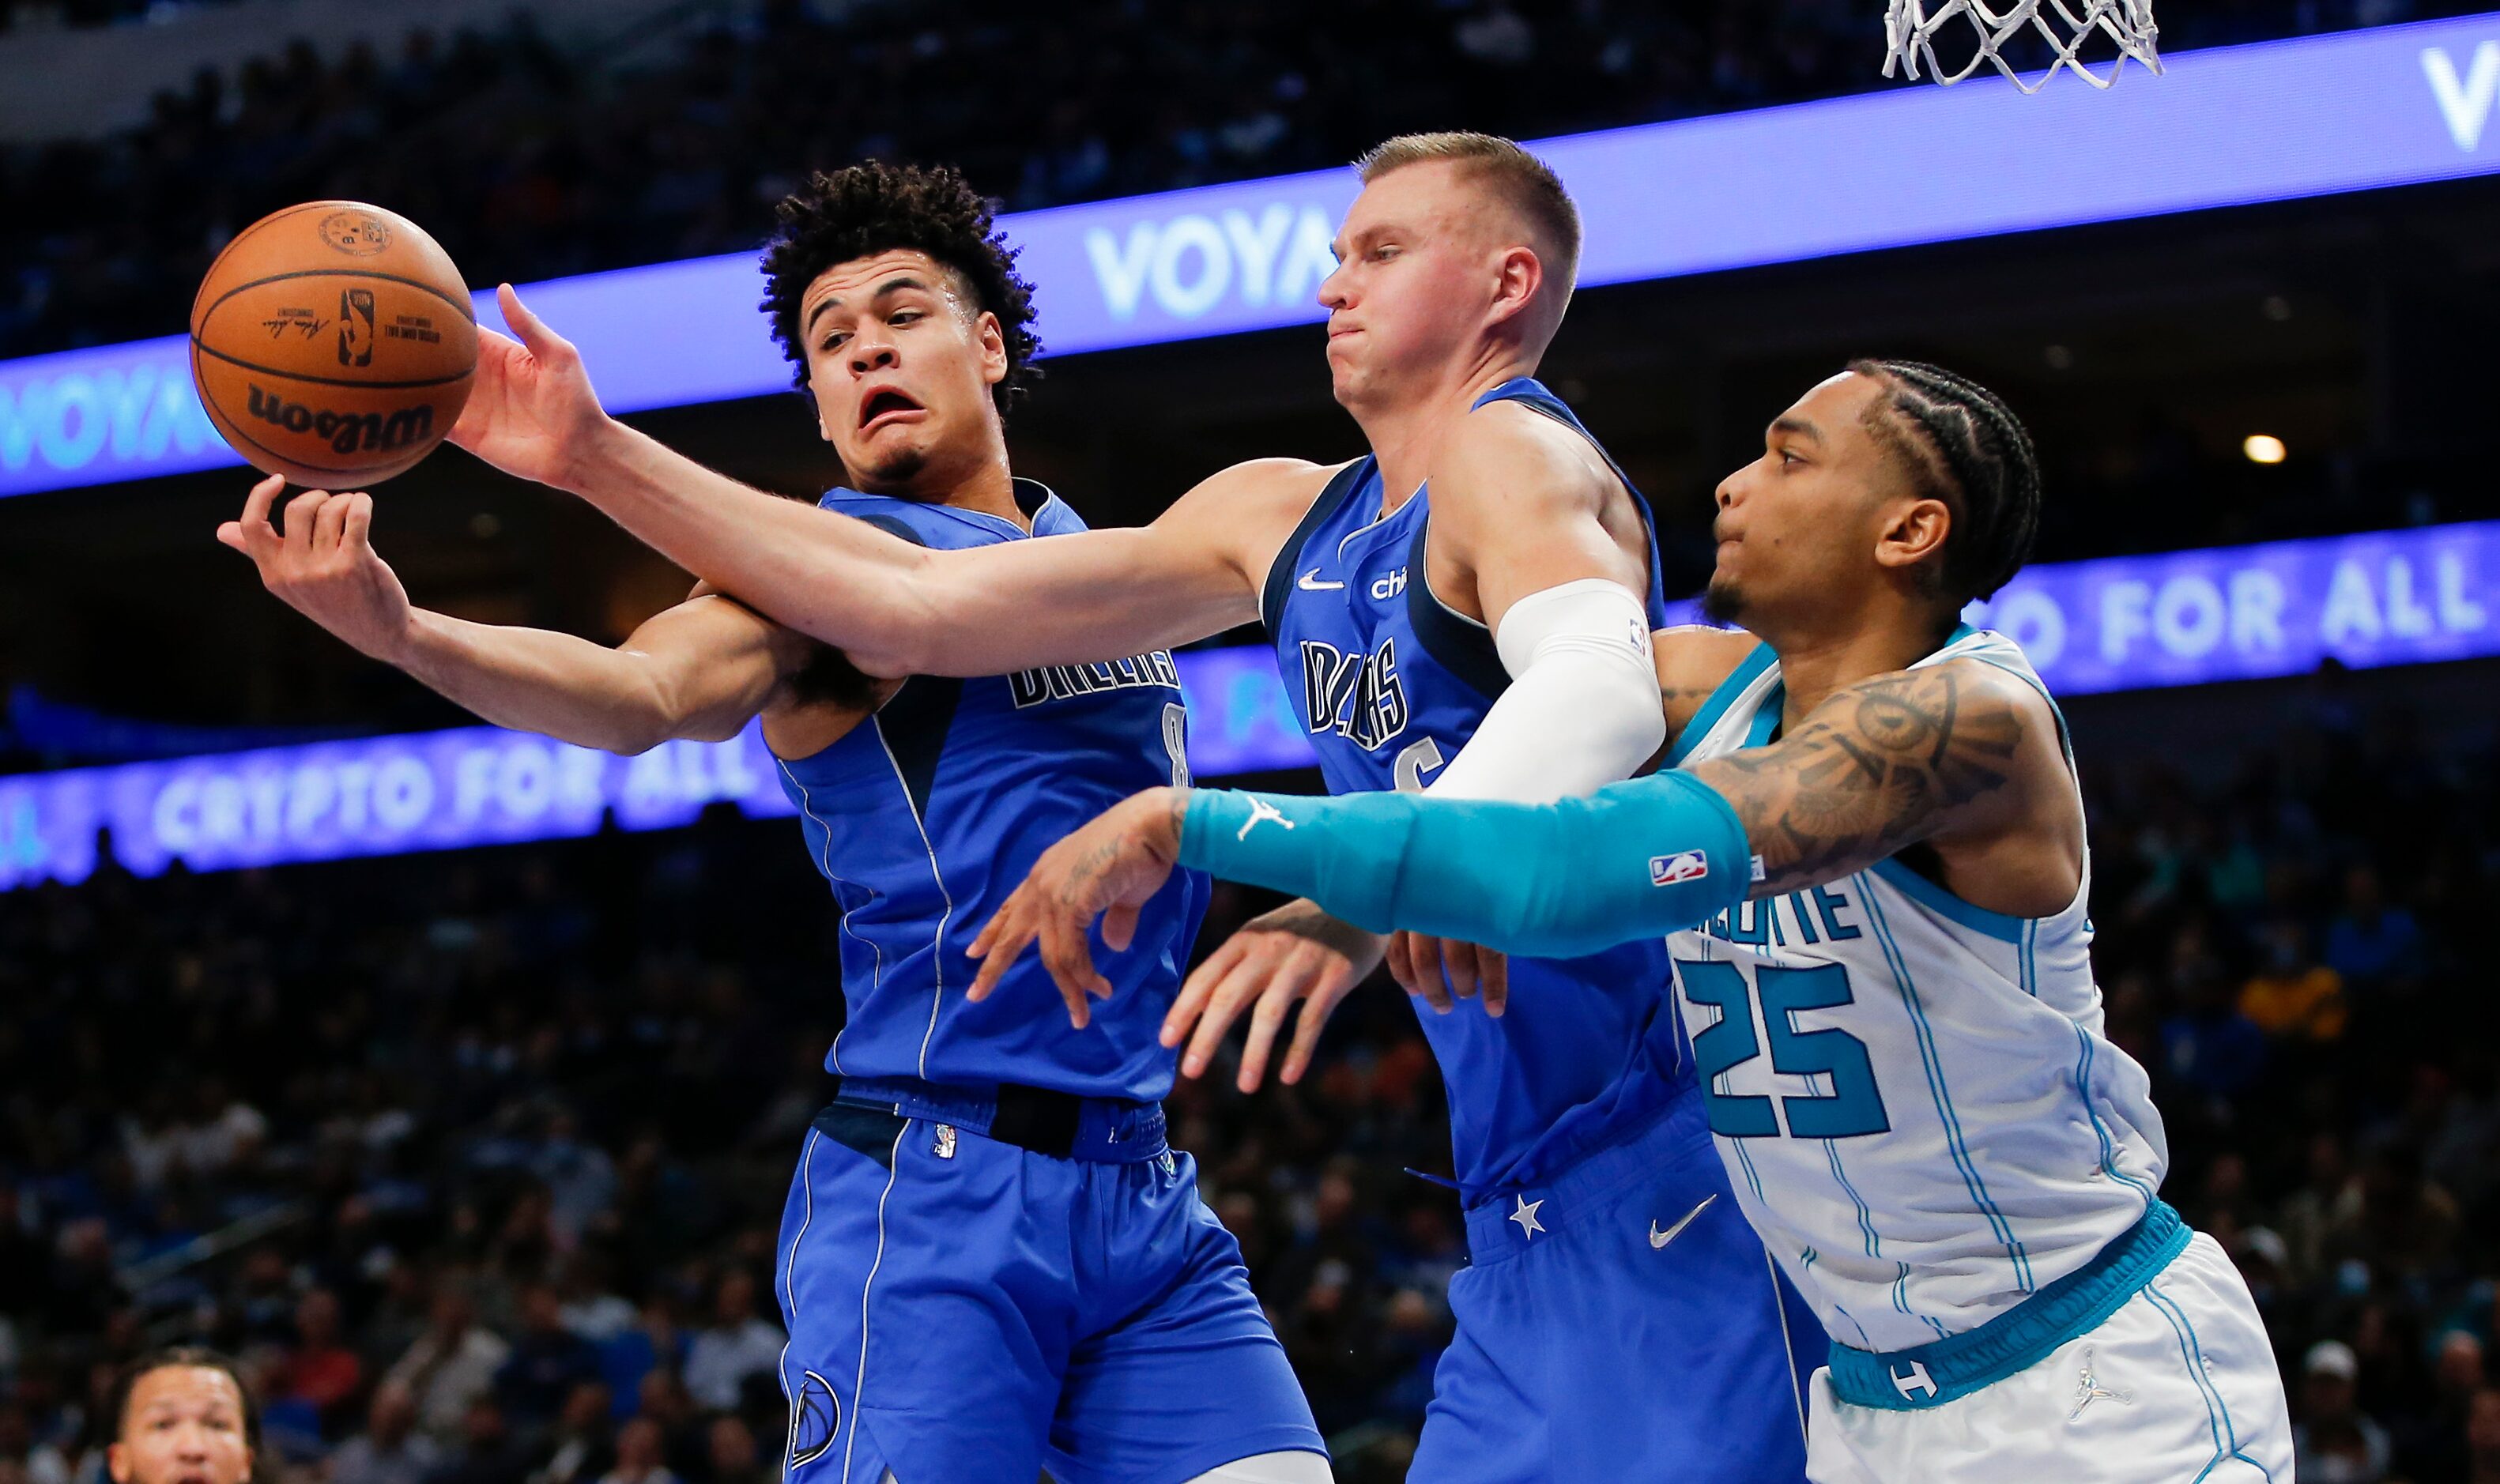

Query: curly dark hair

[759,161,1042,418]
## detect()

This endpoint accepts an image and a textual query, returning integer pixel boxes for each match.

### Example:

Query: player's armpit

[1683,657,2038,899]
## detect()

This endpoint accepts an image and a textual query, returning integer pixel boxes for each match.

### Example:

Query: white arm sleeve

[1424,577,1665,804]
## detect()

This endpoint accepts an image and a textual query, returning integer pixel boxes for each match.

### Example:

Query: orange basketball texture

[190,202,477,487]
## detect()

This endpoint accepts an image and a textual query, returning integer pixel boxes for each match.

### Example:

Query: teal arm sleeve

[1178,773,1754,957]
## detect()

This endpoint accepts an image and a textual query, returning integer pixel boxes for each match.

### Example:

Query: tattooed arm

[1686,657,2050,901]
[969,658,2077,1019]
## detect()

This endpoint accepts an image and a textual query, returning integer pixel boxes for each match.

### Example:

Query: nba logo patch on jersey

[1650,850,1710,887]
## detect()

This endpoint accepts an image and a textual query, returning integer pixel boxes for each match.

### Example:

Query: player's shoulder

[1166,456,1355,529]
[1838,653,2060,763]
[1937,651,2063,744]
[1200,455,1348,497]
[1655,625,1760,739]
[1911,650,2051,710]
[1655,625,1757,691]
[1435,394,1614,514]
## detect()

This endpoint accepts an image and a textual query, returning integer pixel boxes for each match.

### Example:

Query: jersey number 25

[1676,960,1891,1139]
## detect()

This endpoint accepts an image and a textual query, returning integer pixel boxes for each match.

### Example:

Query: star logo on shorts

[1509,1194,1546,1240]
[2068,1347,2133,1421]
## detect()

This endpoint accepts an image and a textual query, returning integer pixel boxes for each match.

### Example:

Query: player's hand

[1161,900,1384,1093]
[967,788,1190,1028]
[448,284,612,492]
[217,474,414,663]
[1386,932,1510,1017]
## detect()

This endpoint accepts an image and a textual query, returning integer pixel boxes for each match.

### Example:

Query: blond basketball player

[974,361,2295,1483]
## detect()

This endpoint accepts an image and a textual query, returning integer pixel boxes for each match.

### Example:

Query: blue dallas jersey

[1263,378,1688,1198]
[775,480,1210,1103]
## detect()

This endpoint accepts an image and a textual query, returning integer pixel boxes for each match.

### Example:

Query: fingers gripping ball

[190,202,477,486]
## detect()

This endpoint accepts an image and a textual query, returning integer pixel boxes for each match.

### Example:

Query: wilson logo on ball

[245,384,434,455]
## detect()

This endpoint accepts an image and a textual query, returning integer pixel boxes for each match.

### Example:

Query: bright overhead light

[2243,435,2287,465]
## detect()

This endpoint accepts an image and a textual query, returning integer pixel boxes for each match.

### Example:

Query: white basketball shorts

[1806,1231,2291,1483]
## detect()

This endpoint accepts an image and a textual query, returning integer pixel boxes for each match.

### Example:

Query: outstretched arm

[973,660,2049,1018]
[447,286,1301,676]
[219,475,806,755]
[1155,401,1669,1080]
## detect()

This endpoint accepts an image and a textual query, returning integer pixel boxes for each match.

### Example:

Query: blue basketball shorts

[1411,1082,1826,1483]
[771,1081,1323,1484]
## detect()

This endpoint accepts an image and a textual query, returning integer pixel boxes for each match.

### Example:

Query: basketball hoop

[1884,0,2162,92]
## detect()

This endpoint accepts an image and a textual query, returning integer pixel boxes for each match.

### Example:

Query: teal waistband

[1825,1200,2190,1411]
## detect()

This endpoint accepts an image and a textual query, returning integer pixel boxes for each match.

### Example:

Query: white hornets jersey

[1665,626,2167,1354]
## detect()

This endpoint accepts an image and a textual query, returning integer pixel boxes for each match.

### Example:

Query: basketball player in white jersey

[971,360,2295,1482]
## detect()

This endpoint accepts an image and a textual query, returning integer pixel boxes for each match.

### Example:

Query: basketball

[188,201,477,488]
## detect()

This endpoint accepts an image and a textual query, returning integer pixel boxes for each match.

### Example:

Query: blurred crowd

[0,679,2492,1481]
[0,0,2482,359]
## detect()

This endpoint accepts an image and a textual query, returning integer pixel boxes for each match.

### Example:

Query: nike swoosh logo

[1649,1194,1716,1250]
[1297,569,1345,590]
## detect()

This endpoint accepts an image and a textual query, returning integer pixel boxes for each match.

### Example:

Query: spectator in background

[47,1221,121,1339]
[330,1381,441,1484]
[2277,1133,2360,1286]
[522,1383,611,1484]
[277,1289,361,1433]
[171,1081,268,1184]
[2335,1148,2462,1288]
[552,1257,635,1346]
[227,1250,296,1347]
[702,1417,763,1484]
[2160,922,2269,1103]
[102,1350,259,1484]
[0,1407,68,1484]
[2399,1329,2492,1482]
[530,1114,616,1252]
[628,1373,703,1482]
[678,1274,777,1414]
[2240,917,2347,1042]
[593,1300,684,1426]
[2469,1387,2500,1484]
[592,1421,675,1484]
[385,1285,510,1441]
[2324,864,2423,989]
[424,1398,529,1484]
[492,1286,601,1433]
[2294,1340,2391,1484]
[0,1191,46,1323]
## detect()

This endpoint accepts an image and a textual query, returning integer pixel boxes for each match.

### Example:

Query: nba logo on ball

[1650,851,1709,887]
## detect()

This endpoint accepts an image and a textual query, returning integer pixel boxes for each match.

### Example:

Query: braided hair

[760,161,1041,419]
[1848,359,2041,605]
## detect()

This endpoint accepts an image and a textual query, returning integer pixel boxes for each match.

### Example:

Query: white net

[1883,0,2163,92]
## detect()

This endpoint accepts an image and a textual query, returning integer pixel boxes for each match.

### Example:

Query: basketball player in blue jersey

[980,360,2296,1483]
[430,131,1820,1482]
[216,163,1327,1484]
